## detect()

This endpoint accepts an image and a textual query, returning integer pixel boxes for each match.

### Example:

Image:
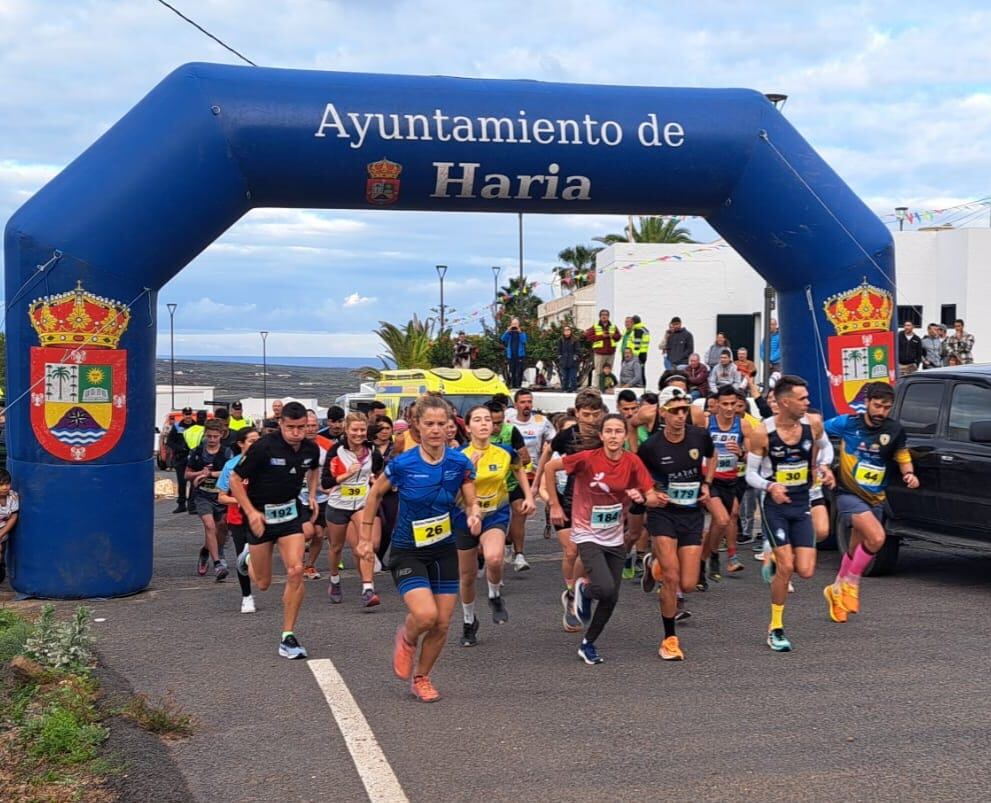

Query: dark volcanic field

[155,359,360,407]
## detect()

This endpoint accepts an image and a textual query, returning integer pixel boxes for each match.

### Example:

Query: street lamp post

[491,265,502,320]
[518,212,524,282]
[895,206,908,231]
[260,331,269,415]
[166,303,177,410]
[435,265,448,332]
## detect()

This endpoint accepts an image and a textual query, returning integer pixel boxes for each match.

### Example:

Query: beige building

[537,283,597,330]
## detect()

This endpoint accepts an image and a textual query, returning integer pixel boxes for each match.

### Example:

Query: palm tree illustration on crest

[49,365,73,400]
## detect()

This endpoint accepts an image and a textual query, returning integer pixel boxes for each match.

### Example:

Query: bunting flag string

[879,198,991,226]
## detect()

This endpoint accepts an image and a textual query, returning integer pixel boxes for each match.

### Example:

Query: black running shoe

[488,595,509,624]
[708,555,722,582]
[460,617,479,647]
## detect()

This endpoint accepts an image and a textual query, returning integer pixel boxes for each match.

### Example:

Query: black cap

[181,406,193,415]
[231,401,243,409]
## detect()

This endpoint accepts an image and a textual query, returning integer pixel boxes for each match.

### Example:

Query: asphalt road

[70,496,991,802]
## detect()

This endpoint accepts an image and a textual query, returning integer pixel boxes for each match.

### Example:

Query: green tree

[369,316,437,370]
[496,276,542,324]
[595,215,695,245]
[555,244,600,291]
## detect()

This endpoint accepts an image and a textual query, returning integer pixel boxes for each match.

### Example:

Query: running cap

[658,387,691,409]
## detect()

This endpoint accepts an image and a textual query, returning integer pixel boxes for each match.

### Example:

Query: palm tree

[595,216,695,245]
[50,365,72,400]
[496,276,542,322]
[555,244,600,290]
[364,316,436,374]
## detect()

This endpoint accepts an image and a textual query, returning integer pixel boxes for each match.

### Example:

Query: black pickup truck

[834,364,991,574]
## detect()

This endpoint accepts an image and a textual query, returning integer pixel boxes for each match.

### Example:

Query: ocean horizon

[156,355,382,369]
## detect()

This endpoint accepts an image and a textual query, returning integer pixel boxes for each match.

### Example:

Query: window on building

[940,304,957,328]
[897,305,922,327]
[947,383,991,442]
[899,381,944,436]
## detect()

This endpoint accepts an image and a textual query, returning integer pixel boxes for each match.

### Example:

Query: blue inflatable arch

[4,63,894,598]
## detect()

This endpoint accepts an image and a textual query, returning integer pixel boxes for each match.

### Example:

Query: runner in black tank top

[746,375,834,653]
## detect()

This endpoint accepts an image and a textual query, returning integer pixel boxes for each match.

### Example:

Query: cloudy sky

[3,1,990,359]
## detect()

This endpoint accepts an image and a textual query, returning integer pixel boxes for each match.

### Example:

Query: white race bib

[716,452,737,473]
[263,500,297,525]
[590,504,623,529]
[668,481,700,506]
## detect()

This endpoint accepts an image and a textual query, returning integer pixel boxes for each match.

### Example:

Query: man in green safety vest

[621,315,651,374]
[584,309,621,388]
[228,400,255,432]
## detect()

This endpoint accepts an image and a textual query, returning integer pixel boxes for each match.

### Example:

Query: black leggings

[228,523,253,597]
[175,458,189,504]
[577,542,625,644]
[377,491,398,562]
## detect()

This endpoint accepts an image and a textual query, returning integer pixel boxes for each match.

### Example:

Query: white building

[539,228,987,391]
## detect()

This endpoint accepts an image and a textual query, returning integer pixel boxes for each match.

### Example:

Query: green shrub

[0,607,33,661]
[23,605,95,672]
[24,705,108,764]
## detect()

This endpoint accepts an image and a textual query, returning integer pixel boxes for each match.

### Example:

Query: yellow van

[372,368,510,419]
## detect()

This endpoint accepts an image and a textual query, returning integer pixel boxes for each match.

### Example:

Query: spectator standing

[761,318,782,373]
[585,309,622,387]
[500,317,528,388]
[620,315,651,371]
[897,320,923,376]
[705,332,733,369]
[557,325,580,392]
[708,350,745,392]
[920,323,944,370]
[735,347,757,380]
[684,354,709,399]
[453,332,472,369]
[619,348,644,388]
[945,318,975,364]
[168,407,194,512]
[665,316,694,369]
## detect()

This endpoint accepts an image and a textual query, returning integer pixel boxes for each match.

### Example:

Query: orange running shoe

[659,635,685,661]
[302,565,321,580]
[410,674,440,703]
[822,584,848,623]
[839,581,860,614]
[393,625,416,679]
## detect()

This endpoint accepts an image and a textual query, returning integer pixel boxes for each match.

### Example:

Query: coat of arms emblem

[823,279,895,414]
[28,281,130,461]
[365,157,402,205]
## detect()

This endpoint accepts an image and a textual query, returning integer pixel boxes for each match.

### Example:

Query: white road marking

[308,658,409,803]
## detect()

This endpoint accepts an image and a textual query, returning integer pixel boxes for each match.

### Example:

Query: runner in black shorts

[186,419,233,581]
[359,395,481,703]
[746,375,834,652]
[231,401,320,660]
[634,386,714,661]
[543,388,606,632]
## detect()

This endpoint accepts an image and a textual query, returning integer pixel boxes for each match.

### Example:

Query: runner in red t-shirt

[544,414,654,665]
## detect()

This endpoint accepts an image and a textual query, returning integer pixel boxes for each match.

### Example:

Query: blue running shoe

[767,628,792,652]
[574,578,592,627]
[577,639,603,665]
[278,633,308,659]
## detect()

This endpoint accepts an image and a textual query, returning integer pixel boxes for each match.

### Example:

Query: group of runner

[177,374,917,701]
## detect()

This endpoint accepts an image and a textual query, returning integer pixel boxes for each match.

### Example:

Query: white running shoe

[504,545,513,564]
[512,553,531,572]
[374,556,383,574]
[240,595,256,614]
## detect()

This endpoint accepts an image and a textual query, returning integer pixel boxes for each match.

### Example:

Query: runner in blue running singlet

[359,395,481,703]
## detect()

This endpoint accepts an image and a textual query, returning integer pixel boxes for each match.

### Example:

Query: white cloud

[343,292,374,307]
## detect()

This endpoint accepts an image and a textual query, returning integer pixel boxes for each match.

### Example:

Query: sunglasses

[664,406,691,416]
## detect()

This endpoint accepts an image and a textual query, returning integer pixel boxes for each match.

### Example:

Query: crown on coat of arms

[822,278,893,335]
[366,158,402,180]
[29,281,131,348]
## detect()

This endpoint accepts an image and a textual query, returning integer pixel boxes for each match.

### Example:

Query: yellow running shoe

[659,635,685,661]
[822,584,848,623]
[840,581,860,614]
